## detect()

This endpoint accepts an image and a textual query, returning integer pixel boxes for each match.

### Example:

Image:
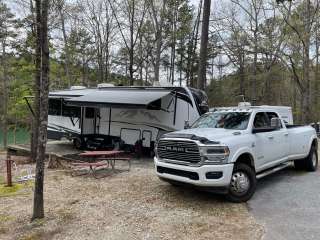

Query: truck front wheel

[226,163,257,203]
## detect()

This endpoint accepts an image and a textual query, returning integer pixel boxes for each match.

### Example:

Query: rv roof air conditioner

[70,86,87,90]
[97,83,115,88]
[238,102,251,108]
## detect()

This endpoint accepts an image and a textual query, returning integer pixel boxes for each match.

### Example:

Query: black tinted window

[253,112,269,128]
[48,99,62,116]
[191,112,251,130]
[62,105,81,118]
[267,112,282,128]
[85,107,95,118]
[254,112,282,129]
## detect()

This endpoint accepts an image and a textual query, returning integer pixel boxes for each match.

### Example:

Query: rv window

[48,99,62,116]
[85,107,95,118]
[62,104,81,118]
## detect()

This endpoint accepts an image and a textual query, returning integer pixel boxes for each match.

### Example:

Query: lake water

[0,128,30,148]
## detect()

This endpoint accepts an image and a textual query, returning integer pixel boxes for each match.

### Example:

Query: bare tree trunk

[315,28,319,120]
[301,0,311,123]
[57,1,71,87]
[32,0,50,221]
[252,5,259,102]
[239,58,245,96]
[152,0,166,84]
[105,36,110,82]
[189,0,202,87]
[129,0,135,85]
[179,39,183,86]
[1,39,8,149]
[170,40,176,85]
[31,0,40,162]
[170,4,177,85]
[197,0,211,90]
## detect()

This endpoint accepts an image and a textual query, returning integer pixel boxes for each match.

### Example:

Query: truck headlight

[154,142,159,159]
[201,146,230,165]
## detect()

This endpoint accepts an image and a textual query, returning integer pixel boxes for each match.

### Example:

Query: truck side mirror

[184,120,190,129]
[199,102,209,114]
[270,117,281,130]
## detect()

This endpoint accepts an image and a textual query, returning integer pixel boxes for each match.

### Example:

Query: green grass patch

[0,181,33,197]
[0,184,23,196]
[0,214,14,223]
[0,175,4,184]
[19,232,42,240]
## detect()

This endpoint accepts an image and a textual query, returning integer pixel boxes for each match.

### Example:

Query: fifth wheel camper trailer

[47,86,208,154]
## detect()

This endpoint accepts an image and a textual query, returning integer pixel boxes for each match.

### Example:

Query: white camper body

[47,86,208,152]
[47,88,96,140]
[211,105,293,125]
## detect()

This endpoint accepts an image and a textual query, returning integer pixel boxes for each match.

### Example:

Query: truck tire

[226,163,257,203]
[294,146,318,172]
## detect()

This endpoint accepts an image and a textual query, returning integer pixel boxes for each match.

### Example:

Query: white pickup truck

[154,104,318,202]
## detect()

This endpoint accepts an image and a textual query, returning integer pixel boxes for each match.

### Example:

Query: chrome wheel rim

[230,171,250,195]
[312,152,317,168]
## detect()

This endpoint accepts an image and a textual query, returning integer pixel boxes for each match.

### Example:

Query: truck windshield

[191,112,251,130]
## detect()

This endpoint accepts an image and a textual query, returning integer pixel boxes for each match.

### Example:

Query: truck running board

[256,162,291,180]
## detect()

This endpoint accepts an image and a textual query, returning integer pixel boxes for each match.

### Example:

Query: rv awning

[65,89,173,108]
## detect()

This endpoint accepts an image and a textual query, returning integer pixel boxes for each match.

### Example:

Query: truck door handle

[268,136,274,140]
[284,133,289,137]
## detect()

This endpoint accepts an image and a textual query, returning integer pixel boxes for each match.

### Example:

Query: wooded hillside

[0,0,320,128]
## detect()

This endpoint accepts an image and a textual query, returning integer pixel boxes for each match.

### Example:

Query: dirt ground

[0,155,264,240]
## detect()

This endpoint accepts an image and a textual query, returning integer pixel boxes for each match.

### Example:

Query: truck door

[252,112,273,169]
[266,112,289,163]
[253,112,289,170]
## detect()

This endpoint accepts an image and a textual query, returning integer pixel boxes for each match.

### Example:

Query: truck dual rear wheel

[294,146,318,172]
[226,163,257,203]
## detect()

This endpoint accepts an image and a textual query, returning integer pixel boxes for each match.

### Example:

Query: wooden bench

[71,161,111,178]
[97,157,131,171]
[71,157,131,178]
[72,150,132,178]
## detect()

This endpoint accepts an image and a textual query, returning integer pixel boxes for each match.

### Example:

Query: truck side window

[266,112,283,128]
[253,112,269,128]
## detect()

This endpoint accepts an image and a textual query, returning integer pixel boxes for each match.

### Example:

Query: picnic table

[71,150,131,178]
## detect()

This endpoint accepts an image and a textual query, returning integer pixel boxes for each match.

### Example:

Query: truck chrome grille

[157,140,201,163]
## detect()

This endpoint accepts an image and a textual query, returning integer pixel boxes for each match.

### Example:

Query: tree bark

[197,0,211,90]
[239,55,245,97]
[252,5,259,103]
[315,27,319,120]
[1,39,8,149]
[170,3,177,85]
[189,0,202,87]
[301,0,311,123]
[152,0,166,84]
[32,0,50,221]
[129,0,135,86]
[57,1,71,87]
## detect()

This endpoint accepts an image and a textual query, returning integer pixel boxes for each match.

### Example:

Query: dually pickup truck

[154,104,318,202]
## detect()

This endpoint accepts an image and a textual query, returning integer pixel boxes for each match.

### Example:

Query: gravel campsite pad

[0,158,263,240]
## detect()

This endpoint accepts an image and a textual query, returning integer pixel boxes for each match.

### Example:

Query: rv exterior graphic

[47,86,208,152]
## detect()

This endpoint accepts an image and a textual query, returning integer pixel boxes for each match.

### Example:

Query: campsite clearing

[0,154,263,240]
